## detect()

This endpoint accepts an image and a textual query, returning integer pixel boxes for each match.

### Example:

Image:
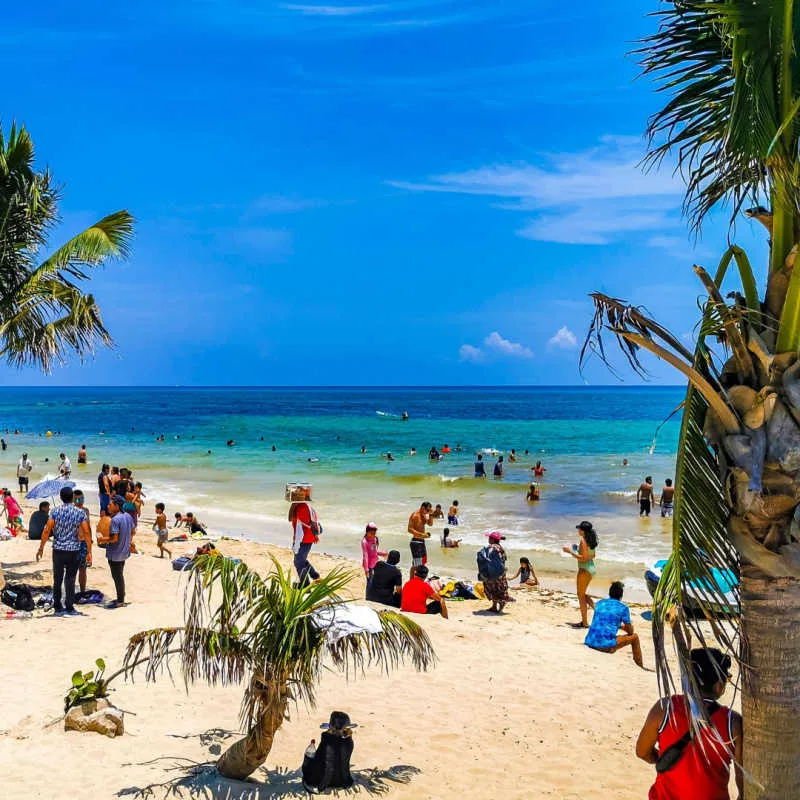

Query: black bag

[476,546,504,580]
[1,583,35,612]
[656,701,721,773]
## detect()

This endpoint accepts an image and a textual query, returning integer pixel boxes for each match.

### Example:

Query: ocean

[0,386,684,593]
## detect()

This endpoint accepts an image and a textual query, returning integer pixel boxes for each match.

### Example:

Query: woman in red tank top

[636,648,743,800]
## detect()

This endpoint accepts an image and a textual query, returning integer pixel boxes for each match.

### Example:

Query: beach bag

[476,547,504,581]
[172,555,194,571]
[1,583,35,612]
[76,589,105,605]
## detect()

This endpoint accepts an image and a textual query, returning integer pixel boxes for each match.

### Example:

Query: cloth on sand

[312,602,383,643]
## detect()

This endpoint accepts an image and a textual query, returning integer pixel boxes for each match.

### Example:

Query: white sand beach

[0,520,669,800]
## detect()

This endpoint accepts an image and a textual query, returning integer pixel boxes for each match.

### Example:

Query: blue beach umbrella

[26,478,75,500]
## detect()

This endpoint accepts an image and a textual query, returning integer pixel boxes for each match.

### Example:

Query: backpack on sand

[1,583,35,612]
[476,546,504,581]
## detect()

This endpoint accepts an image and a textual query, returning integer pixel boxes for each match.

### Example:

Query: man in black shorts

[637,476,654,516]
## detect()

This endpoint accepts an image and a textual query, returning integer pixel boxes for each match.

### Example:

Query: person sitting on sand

[153,503,172,559]
[366,550,402,607]
[636,648,742,799]
[432,503,444,520]
[584,581,644,668]
[302,711,356,792]
[173,511,186,529]
[509,556,538,588]
[401,565,448,618]
[441,527,461,548]
[447,500,459,525]
[526,482,540,502]
[182,512,207,536]
[27,501,50,541]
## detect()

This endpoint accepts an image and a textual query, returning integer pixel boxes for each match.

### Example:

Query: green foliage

[123,556,435,734]
[64,658,109,714]
[0,120,134,371]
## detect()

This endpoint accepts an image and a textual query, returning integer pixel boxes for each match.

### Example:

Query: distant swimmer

[622,458,629,467]
[401,411,409,420]
[432,504,444,520]
[441,527,461,548]
[509,448,517,463]
[441,444,452,454]
[526,482,540,502]
[409,447,417,456]
[428,446,441,462]
[474,453,486,478]
[77,444,87,465]
[386,452,394,462]
[361,446,367,454]
[637,476,654,516]
[660,478,675,518]
[272,445,277,452]
[227,439,235,447]
[447,500,459,525]
[533,460,546,478]
[455,443,462,452]
[308,457,320,463]
[493,455,504,479]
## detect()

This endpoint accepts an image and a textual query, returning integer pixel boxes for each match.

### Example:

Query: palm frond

[637,0,800,230]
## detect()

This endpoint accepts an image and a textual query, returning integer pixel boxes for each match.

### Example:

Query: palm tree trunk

[215,679,289,781]
[741,566,800,800]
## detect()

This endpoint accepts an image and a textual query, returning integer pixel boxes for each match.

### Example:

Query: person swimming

[526,482,540,502]
[441,527,461,548]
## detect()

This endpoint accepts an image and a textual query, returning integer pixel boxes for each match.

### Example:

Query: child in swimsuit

[509,557,539,588]
[154,502,172,559]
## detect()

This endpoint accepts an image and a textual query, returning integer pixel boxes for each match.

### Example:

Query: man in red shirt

[400,565,448,619]
[289,500,321,585]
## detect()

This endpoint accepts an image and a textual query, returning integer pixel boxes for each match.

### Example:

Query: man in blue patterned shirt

[584,581,645,669]
[36,486,91,615]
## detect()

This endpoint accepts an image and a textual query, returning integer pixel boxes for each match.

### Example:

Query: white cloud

[458,344,484,363]
[389,137,683,245]
[460,332,533,363]
[281,4,384,16]
[483,331,533,358]
[548,326,578,350]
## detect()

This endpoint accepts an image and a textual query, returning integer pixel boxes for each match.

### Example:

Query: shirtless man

[660,478,675,518]
[637,476,655,517]
[408,501,432,577]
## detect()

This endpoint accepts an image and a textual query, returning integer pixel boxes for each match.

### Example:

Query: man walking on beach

[290,497,321,585]
[17,452,32,493]
[660,478,675,518]
[408,501,432,576]
[637,476,654,516]
[35,486,91,615]
[100,495,133,609]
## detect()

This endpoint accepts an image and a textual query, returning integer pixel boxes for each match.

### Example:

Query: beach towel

[312,602,383,643]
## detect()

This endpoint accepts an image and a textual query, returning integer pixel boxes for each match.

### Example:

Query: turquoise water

[0,386,683,587]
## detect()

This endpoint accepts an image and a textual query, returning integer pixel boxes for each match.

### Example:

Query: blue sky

[1,0,768,385]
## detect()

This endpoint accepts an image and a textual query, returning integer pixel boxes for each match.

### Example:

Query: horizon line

[0,383,687,389]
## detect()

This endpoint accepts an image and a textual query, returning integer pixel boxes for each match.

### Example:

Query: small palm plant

[121,556,435,781]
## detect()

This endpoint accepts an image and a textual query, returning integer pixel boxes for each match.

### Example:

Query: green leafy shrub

[64,658,109,713]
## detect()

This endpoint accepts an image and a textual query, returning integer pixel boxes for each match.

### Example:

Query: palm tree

[0,121,133,589]
[121,556,435,781]
[583,3,800,797]
[0,122,134,371]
